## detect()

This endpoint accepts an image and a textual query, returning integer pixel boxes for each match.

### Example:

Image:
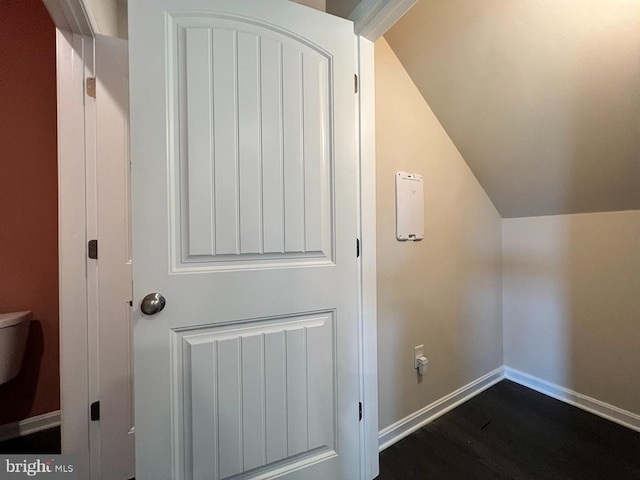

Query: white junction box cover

[395,172,424,241]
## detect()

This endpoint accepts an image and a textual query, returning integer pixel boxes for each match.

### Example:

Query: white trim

[356,36,379,480]
[0,411,61,443]
[42,0,93,35]
[56,28,92,480]
[504,367,640,433]
[349,0,417,42]
[377,366,640,454]
[81,34,101,480]
[378,367,505,451]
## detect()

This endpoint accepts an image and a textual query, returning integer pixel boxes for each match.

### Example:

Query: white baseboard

[378,367,505,451]
[504,367,640,433]
[0,410,61,443]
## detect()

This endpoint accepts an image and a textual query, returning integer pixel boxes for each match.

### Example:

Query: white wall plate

[395,172,424,241]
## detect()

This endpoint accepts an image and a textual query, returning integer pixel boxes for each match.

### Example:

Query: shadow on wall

[502,211,640,415]
[0,320,45,425]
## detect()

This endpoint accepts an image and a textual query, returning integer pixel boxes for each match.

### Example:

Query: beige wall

[503,211,640,414]
[375,38,503,430]
[86,0,120,37]
[385,0,640,218]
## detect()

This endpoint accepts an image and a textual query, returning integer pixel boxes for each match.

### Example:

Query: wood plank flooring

[378,380,640,480]
[1,381,638,480]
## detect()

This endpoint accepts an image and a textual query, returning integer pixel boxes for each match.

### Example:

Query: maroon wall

[0,0,59,423]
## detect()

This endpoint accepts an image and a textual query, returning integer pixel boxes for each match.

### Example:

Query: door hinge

[86,77,96,98]
[359,402,363,421]
[354,74,358,94]
[356,238,360,258]
[90,401,100,421]
[88,239,98,259]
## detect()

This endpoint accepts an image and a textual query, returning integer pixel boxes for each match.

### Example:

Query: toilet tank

[0,311,32,385]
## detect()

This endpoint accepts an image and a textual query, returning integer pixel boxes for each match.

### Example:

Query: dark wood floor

[0,426,60,454]
[379,380,640,480]
[1,382,638,480]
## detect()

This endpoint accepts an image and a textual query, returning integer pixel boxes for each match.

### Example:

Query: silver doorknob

[141,293,166,315]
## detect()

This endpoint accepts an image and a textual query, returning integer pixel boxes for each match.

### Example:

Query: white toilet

[0,311,32,385]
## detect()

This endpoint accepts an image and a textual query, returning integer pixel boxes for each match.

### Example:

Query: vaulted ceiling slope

[385,0,640,218]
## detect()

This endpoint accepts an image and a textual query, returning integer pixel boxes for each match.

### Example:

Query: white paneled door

[129,1,359,479]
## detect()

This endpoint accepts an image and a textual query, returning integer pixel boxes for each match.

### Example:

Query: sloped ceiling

[385,0,640,218]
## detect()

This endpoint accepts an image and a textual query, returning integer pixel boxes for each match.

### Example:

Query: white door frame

[49,1,415,478]
[47,15,92,480]
[354,1,417,475]
[45,1,95,478]
[355,35,379,480]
